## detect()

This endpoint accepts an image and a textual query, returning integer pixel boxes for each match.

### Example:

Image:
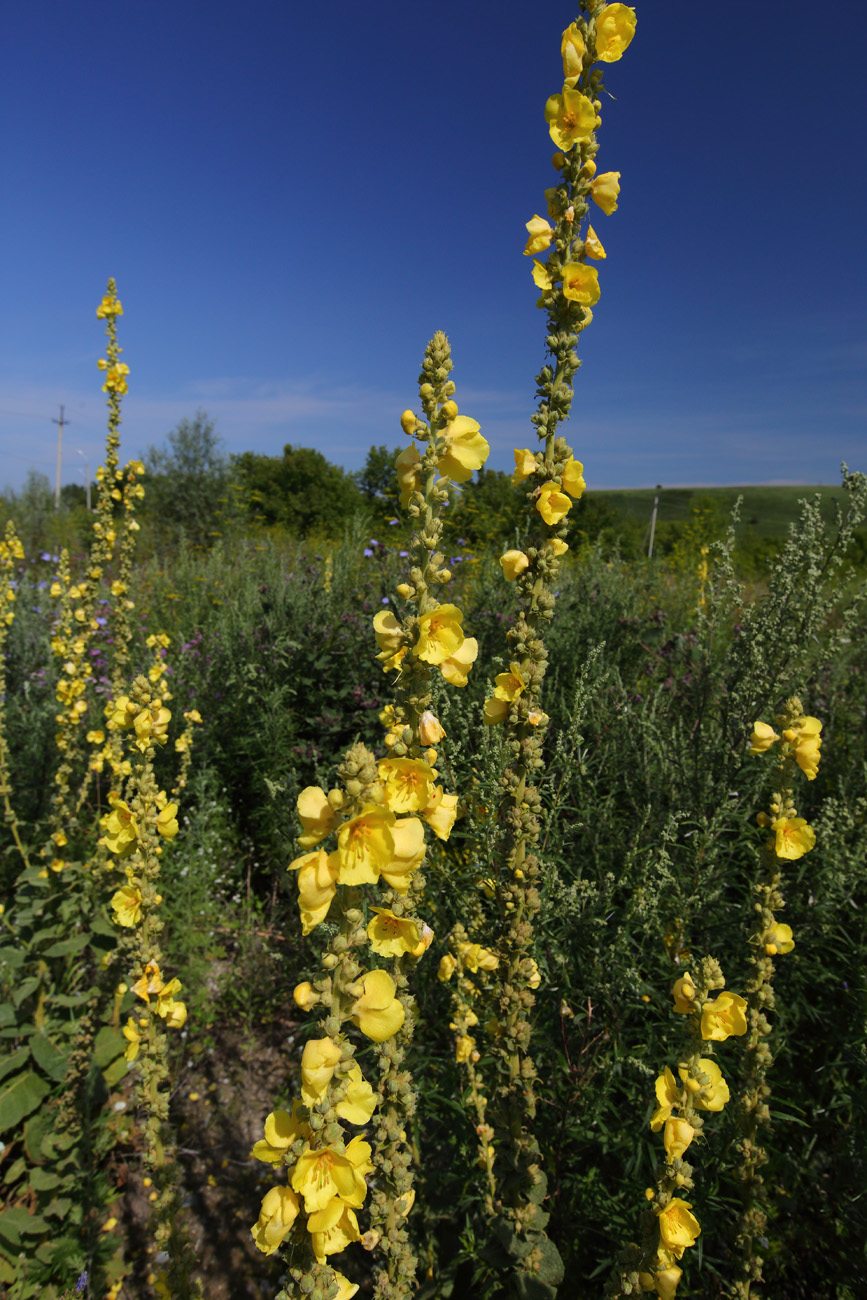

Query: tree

[142,410,229,545]
[354,445,402,523]
[230,444,366,535]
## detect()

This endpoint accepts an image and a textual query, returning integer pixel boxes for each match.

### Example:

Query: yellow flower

[133,960,163,1003]
[763,922,795,956]
[86,728,105,744]
[396,445,422,508]
[250,1185,301,1256]
[484,663,527,726]
[458,942,499,973]
[415,605,465,665]
[440,636,478,687]
[679,1059,729,1112]
[650,1067,682,1131]
[111,885,143,928]
[372,610,404,656]
[163,999,187,1030]
[523,215,555,256]
[438,954,456,982]
[101,799,139,857]
[594,4,637,62]
[418,710,445,746]
[671,972,696,1014]
[701,991,748,1042]
[561,21,586,79]
[526,958,542,989]
[584,226,606,259]
[122,1016,141,1063]
[307,1198,360,1265]
[368,907,422,958]
[663,1118,695,1161]
[455,1034,475,1063]
[379,758,435,813]
[251,1104,309,1164]
[537,482,572,526]
[293,981,319,1011]
[438,415,490,483]
[133,701,171,751]
[544,85,600,151]
[294,849,341,934]
[500,550,530,582]
[297,786,338,848]
[291,1136,372,1213]
[548,538,569,556]
[350,970,406,1041]
[657,1198,700,1257]
[336,1064,378,1125]
[772,816,815,861]
[591,171,621,214]
[156,802,179,839]
[561,457,586,498]
[749,720,780,754]
[300,1037,343,1106]
[531,259,553,291]
[562,262,601,306]
[330,1271,360,1300]
[336,806,396,885]
[783,716,822,780]
[96,294,123,318]
[155,977,183,1020]
[381,816,427,891]
[512,449,537,485]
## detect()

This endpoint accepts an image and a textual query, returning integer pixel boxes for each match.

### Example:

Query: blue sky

[1,0,865,494]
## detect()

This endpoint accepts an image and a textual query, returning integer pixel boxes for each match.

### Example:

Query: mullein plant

[732,701,821,1298]
[442,5,636,1293]
[104,666,201,1299]
[0,522,29,869]
[605,959,747,1299]
[250,333,486,1300]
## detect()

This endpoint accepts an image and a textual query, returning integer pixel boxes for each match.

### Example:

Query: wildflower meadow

[1,6,866,1300]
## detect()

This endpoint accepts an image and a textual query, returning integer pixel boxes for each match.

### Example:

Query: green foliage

[230,442,367,535]
[142,408,230,548]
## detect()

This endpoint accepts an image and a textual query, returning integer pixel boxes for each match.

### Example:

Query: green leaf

[0,1046,30,1084]
[24,1112,50,1163]
[0,1206,49,1244]
[11,977,40,1008]
[0,947,25,970]
[103,1055,127,1088]
[51,993,88,1008]
[0,1003,15,1027]
[29,1034,68,1083]
[42,934,90,958]
[43,1196,72,1220]
[1,1157,26,1188]
[0,1253,14,1284]
[0,1072,50,1134]
[28,1167,61,1193]
[93,1025,125,1068]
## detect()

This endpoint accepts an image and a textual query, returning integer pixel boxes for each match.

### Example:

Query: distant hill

[586,484,848,540]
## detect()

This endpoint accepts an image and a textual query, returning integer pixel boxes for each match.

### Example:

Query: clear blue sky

[2,0,865,494]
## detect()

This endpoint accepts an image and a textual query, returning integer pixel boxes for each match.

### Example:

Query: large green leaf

[29,1033,68,1082]
[0,1072,50,1134]
[42,934,90,958]
[0,1045,30,1084]
[0,1206,49,1245]
[11,977,40,1008]
[0,947,25,970]
[93,1025,125,1068]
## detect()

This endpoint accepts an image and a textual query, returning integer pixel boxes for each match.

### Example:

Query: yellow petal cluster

[544,86,600,151]
[701,991,748,1042]
[438,415,490,483]
[594,4,637,62]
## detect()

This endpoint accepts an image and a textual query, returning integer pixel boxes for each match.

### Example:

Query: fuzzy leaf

[0,1072,50,1134]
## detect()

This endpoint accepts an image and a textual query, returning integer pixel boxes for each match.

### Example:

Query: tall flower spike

[733,695,817,1298]
[461,7,635,1293]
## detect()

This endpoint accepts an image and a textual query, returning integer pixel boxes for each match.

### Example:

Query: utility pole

[647,484,662,558]
[52,405,69,510]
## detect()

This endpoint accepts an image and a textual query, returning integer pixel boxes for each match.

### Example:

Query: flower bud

[400,410,418,436]
[441,399,458,419]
